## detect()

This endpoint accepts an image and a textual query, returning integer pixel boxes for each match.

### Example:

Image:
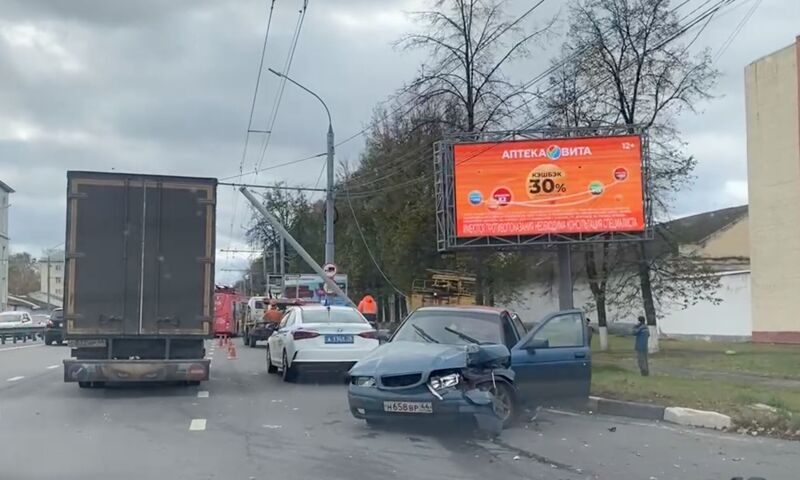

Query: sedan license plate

[324,334,353,344]
[383,401,433,414]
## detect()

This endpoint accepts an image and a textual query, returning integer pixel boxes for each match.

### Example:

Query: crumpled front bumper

[347,384,503,433]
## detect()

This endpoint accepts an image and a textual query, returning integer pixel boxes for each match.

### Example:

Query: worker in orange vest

[263,299,283,324]
[357,294,378,327]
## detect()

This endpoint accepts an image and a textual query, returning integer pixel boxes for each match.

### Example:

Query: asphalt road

[0,339,795,480]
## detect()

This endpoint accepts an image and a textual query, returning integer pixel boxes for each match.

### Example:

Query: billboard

[452,134,644,238]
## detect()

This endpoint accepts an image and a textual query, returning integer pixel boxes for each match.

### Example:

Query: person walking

[585,317,594,347]
[633,315,650,376]
[357,293,378,327]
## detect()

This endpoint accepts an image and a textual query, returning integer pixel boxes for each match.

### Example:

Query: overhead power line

[219,152,325,181]
[227,0,278,263]
[713,0,762,62]
[343,179,408,297]
[254,0,309,175]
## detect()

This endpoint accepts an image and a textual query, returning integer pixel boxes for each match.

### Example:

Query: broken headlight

[429,372,461,391]
[351,376,376,387]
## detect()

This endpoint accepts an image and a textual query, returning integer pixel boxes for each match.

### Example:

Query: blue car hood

[350,341,468,377]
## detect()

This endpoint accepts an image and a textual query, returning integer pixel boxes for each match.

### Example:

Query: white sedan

[266,305,379,382]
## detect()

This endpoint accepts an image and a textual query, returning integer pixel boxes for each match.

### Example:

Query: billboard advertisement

[453,134,644,238]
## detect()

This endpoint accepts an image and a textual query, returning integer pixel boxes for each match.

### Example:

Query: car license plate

[324,334,353,344]
[383,401,433,414]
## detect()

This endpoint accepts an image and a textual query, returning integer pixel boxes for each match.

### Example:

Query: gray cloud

[0,0,797,285]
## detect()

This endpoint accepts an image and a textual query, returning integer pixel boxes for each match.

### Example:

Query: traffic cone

[227,341,237,360]
[217,335,223,347]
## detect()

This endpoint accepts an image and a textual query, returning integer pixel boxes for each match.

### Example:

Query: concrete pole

[325,124,335,265]
[280,235,286,277]
[240,187,353,307]
[46,254,51,310]
[266,68,334,265]
[557,244,574,310]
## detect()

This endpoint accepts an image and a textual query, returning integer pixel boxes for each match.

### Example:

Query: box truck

[62,171,216,387]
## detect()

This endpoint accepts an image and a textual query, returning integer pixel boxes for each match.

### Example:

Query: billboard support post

[557,244,574,309]
[239,187,355,308]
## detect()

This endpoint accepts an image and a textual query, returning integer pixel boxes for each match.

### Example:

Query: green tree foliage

[8,252,40,295]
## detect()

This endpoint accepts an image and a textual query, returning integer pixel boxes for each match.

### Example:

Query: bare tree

[541,0,719,350]
[397,0,552,303]
[539,50,624,348]
[397,0,553,132]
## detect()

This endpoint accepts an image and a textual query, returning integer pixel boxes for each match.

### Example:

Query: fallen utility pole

[239,187,355,307]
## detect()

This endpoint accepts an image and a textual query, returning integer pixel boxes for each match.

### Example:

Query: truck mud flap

[63,359,210,383]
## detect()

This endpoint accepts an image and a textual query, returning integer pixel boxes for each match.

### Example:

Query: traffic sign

[323,263,337,277]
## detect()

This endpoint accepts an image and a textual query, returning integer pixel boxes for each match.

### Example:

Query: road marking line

[6,376,25,382]
[0,344,44,353]
[189,419,206,431]
[197,391,209,398]
[46,365,60,370]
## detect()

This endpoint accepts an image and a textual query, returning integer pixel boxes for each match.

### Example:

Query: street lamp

[267,68,335,266]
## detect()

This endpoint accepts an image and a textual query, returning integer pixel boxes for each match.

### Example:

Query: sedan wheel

[479,381,516,428]
[266,346,278,374]
[281,351,296,382]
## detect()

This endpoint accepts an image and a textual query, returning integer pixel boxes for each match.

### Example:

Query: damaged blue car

[347,306,591,433]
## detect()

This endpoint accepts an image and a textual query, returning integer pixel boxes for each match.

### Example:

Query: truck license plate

[383,401,433,414]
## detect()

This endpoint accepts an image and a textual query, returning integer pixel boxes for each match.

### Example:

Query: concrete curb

[588,396,665,421]
[587,396,732,431]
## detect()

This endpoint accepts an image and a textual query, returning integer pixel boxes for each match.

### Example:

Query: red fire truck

[213,287,246,337]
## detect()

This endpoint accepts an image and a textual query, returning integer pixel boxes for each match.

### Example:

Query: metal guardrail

[0,326,45,344]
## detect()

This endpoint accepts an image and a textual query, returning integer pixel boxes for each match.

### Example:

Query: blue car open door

[510,310,591,402]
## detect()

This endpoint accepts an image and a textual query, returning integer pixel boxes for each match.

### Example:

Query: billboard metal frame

[434,125,653,252]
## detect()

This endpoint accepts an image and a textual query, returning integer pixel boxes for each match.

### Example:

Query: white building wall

[37,250,65,299]
[746,39,800,343]
[508,271,752,339]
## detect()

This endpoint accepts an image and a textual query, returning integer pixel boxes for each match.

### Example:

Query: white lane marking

[189,419,207,431]
[197,391,209,398]
[6,376,25,382]
[46,365,60,370]
[0,344,44,353]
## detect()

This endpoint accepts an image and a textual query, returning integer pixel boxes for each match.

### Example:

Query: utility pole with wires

[267,67,335,265]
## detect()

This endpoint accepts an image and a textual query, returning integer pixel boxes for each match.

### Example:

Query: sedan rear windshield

[392,310,503,345]
[302,309,367,324]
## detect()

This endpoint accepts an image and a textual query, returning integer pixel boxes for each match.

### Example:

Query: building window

[55,289,63,296]
[55,277,62,284]
[55,264,62,271]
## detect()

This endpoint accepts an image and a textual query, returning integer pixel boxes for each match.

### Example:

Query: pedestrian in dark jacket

[585,317,594,347]
[633,316,650,376]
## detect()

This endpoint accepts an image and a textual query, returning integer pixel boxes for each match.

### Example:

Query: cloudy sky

[0,0,797,284]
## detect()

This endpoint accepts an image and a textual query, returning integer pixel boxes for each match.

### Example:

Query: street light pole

[267,68,335,265]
